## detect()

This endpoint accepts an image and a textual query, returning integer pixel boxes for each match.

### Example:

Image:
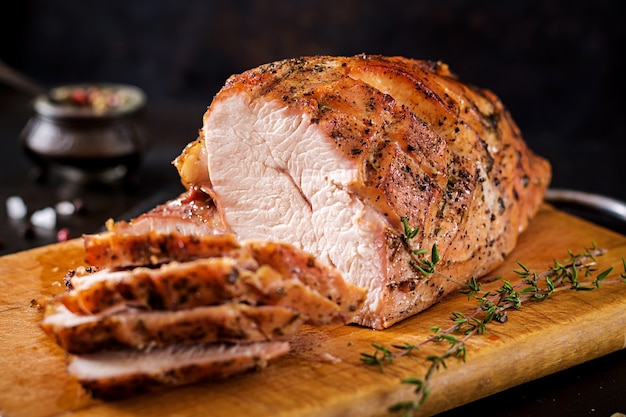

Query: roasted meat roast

[41,54,551,397]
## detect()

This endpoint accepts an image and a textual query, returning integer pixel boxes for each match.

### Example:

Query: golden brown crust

[203,55,551,307]
[83,230,241,268]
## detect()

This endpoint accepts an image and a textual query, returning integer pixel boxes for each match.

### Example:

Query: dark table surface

[1,85,625,416]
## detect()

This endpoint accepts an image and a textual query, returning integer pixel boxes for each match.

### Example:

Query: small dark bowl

[20,83,147,183]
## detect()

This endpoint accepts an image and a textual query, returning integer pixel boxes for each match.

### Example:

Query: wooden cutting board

[1,204,625,417]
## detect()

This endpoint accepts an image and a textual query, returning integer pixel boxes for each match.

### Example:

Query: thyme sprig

[401,216,441,277]
[401,217,420,243]
[360,243,626,416]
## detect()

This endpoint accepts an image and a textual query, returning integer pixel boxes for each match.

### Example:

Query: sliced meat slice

[105,186,226,237]
[41,304,302,354]
[60,257,362,325]
[67,341,290,399]
[83,187,231,268]
[247,264,357,325]
[245,240,364,321]
[61,257,256,314]
[83,230,241,268]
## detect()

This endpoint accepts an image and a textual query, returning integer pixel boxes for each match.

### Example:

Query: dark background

[2,0,625,200]
[1,1,625,415]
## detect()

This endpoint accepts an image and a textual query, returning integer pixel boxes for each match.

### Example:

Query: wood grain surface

[1,205,625,417]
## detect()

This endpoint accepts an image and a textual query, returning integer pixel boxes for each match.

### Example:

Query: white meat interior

[204,94,387,314]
